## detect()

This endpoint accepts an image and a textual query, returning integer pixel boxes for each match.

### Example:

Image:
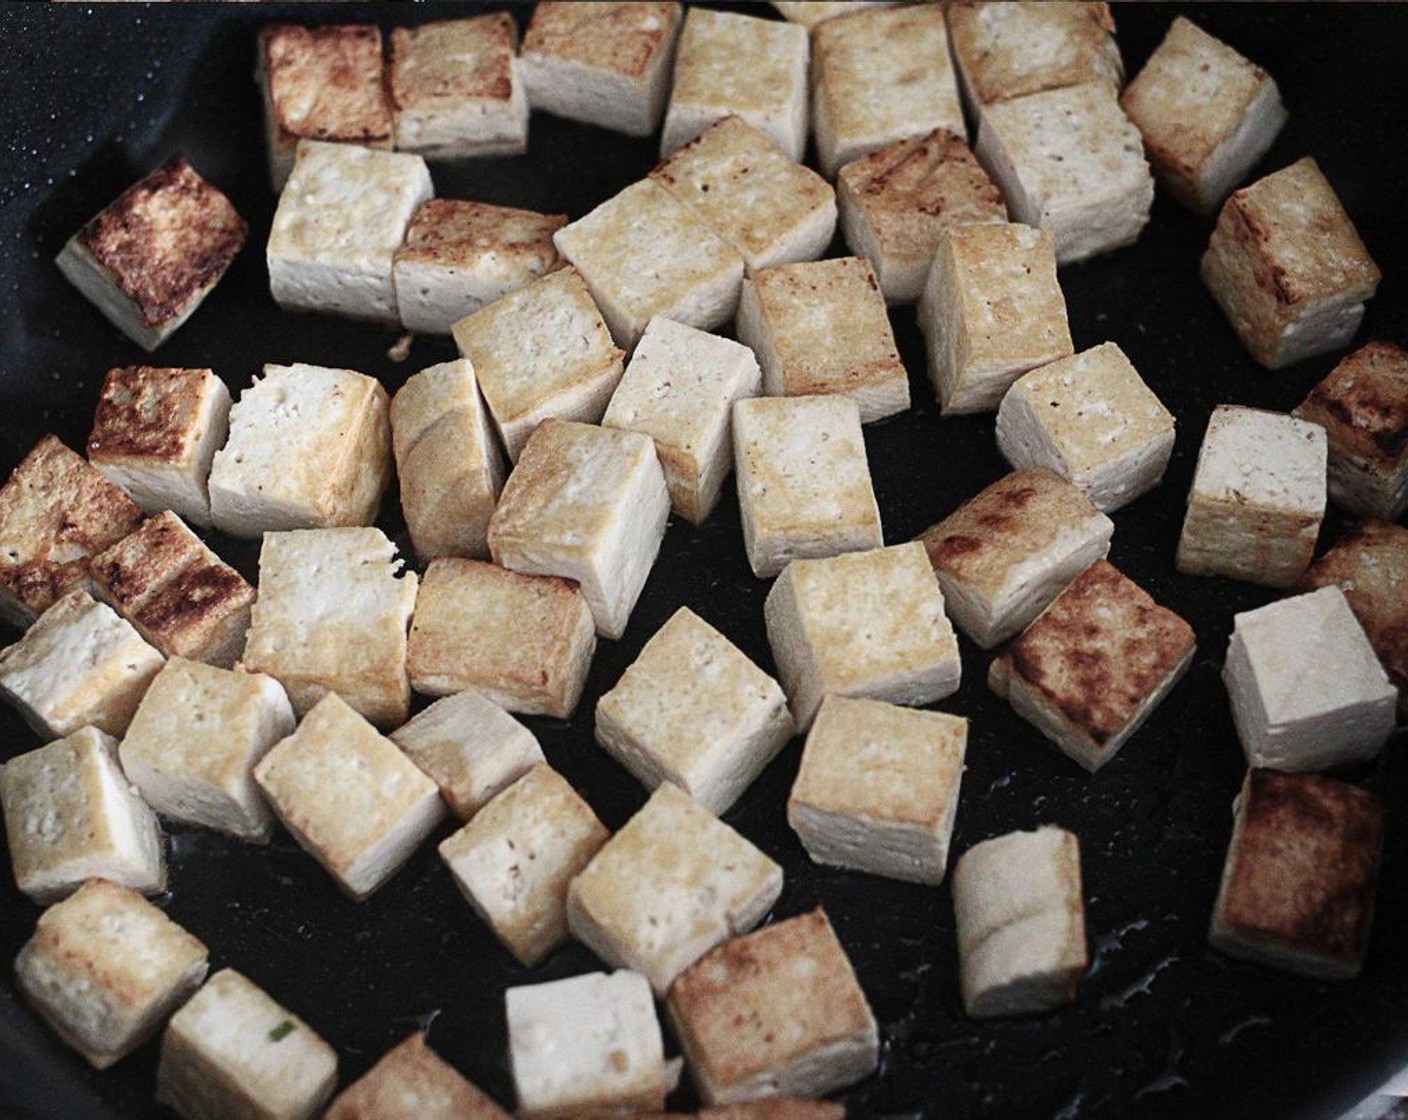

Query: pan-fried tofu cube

[439,763,609,966]
[596,606,794,815]
[267,140,433,325]
[666,908,878,1104]
[765,543,961,732]
[1175,405,1327,588]
[0,726,165,903]
[241,527,417,727]
[15,879,208,1070]
[737,257,908,423]
[663,8,809,161]
[733,396,883,579]
[118,659,294,842]
[488,420,669,640]
[326,1032,510,1120]
[1223,587,1396,772]
[995,342,1176,512]
[207,363,392,537]
[567,783,782,995]
[55,155,248,351]
[253,693,443,900]
[772,2,900,28]
[1201,158,1380,370]
[406,559,596,719]
[1211,769,1384,979]
[919,223,1071,415]
[989,560,1195,772]
[451,267,623,463]
[157,968,338,1120]
[520,2,683,137]
[951,826,1087,1018]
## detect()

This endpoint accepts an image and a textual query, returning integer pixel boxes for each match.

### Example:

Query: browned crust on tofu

[260,23,392,144]
[325,1031,510,1120]
[388,14,518,110]
[394,199,567,269]
[947,1,1119,105]
[87,366,215,464]
[523,2,680,81]
[1295,341,1408,467]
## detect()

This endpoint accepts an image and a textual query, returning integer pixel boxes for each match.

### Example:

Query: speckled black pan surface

[1,4,1406,1119]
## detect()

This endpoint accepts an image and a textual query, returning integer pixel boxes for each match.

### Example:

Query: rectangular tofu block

[326,1032,509,1120]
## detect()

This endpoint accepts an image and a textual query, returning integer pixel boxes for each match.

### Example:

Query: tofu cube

[1175,405,1327,588]
[241,527,417,728]
[1120,16,1287,214]
[666,908,878,1104]
[771,2,901,29]
[253,692,444,901]
[488,420,670,640]
[732,396,883,579]
[439,762,609,966]
[55,155,248,351]
[326,1032,510,1120]
[765,542,961,732]
[736,257,909,423]
[118,658,295,842]
[267,140,433,326]
[1201,158,1381,370]
[0,726,165,903]
[596,606,795,815]
[566,782,782,995]
[1223,587,1396,772]
[15,879,207,1069]
[951,826,1087,1018]
[405,558,596,719]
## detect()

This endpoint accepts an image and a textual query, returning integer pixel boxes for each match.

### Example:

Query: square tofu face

[267,140,433,326]
[838,128,1008,305]
[253,692,443,900]
[566,783,782,995]
[55,155,248,351]
[996,342,1176,512]
[596,606,795,815]
[1201,158,1381,370]
[406,559,596,719]
[439,763,609,966]
[16,880,208,1069]
[602,316,762,525]
[0,726,165,903]
[667,908,878,1104]
[919,223,1072,416]
[452,267,624,463]
[1211,770,1384,979]
[1223,587,1396,772]
[326,1032,509,1120]
[989,560,1195,772]
[737,257,909,423]
[207,363,392,537]
[488,420,670,640]
[119,658,295,842]
[241,527,418,727]
[1175,405,1327,588]
[951,826,1087,1018]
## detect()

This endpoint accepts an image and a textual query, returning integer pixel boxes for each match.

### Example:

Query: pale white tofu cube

[325,1032,510,1120]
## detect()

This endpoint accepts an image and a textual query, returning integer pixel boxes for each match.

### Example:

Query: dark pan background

[1,4,1407,1119]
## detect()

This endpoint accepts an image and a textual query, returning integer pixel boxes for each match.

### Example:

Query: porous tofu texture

[325,1032,510,1120]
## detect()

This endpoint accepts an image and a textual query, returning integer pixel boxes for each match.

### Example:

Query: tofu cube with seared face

[326,1032,510,1120]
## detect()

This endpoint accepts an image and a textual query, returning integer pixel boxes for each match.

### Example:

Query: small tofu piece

[1175,405,1327,588]
[440,763,609,966]
[207,363,391,538]
[405,559,596,719]
[566,783,782,995]
[267,140,433,325]
[951,827,1087,1018]
[241,528,417,727]
[253,693,443,901]
[771,2,900,29]
[119,659,295,843]
[325,1032,510,1120]
[488,420,670,640]
[765,542,961,732]
[737,257,909,423]
[1201,158,1381,370]
[55,155,248,351]
[157,968,338,1120]
[996,342,1177,512]
[0,726,165,903]
[667,908,878,1104]
[917,468,1114,649]
[1210,769,1384,979]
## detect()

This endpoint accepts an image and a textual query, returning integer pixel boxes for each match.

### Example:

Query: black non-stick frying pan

[2,5,1406,1118]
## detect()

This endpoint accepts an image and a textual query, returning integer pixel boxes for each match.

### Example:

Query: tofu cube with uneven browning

[325,1032,510,1120]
